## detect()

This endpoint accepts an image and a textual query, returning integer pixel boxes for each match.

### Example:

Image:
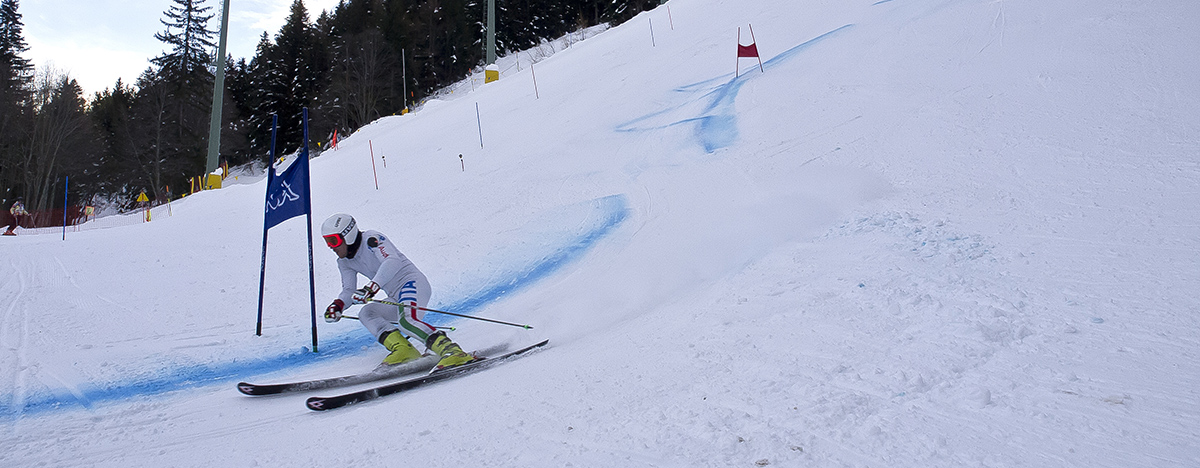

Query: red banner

[737,43,759,58]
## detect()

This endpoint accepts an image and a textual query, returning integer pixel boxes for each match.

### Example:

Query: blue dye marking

[0,195,630,418]
[449,195,629,315]
[616,24,854,153]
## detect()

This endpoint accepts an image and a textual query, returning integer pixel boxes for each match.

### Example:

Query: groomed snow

[2,0,1198,466]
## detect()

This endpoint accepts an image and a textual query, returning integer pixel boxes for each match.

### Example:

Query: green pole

[486,0,496,65]
[206,0,232,174]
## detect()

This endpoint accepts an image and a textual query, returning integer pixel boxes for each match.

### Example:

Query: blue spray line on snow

[448,195,630,315]
[0,195,630,418]
[616,24,854,153]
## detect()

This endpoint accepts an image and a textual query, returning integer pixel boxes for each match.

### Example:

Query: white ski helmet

[321,213,358,248]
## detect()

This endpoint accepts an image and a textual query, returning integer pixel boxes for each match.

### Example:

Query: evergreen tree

[233,33,278,161]
[331,0,383,37]
[0,0,31,96]
[494,0,539,52]
[141,0,218,197]
[403,0,482,96]
[128,69,179,200]
[0,0,32,203]
[87,80,140,198]
[152,0,216,79]
[257,0,329,157]
[215,55,250,167]
[378,0,422,105]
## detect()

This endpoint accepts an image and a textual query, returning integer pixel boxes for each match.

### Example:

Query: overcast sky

[20,0,341,96]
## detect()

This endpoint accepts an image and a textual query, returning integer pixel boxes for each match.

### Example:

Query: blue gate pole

[302,108,318,353]
[256,114,279,336]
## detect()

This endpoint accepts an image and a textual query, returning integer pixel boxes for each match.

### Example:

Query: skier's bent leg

[358,302,400,341]
[395,278,435,343]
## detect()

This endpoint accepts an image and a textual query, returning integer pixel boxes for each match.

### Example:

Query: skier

[4,198,28,236]
[319,213,476,370]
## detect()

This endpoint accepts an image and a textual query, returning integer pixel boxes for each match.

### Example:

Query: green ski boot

[380,330,422,365]
[427,331,477,370]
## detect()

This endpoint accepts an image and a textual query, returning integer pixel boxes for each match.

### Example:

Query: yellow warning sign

[136,191,149,203]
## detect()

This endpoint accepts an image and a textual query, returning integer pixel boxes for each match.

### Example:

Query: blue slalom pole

[303,107,318,353]
[256,114,279,336]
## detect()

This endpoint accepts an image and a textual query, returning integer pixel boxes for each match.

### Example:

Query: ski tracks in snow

[0,255,122,419]
[0,259,34,421]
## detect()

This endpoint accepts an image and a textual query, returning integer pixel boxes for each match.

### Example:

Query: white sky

[20,0,342,96]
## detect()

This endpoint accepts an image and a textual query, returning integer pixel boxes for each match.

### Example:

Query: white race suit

[334,229,437,344]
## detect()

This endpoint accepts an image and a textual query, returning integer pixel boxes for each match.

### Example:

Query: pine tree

[0,0,33,204]
[605,0,656,23]
[142,0,218,196]
[0,0,31,96]
[152,0,216,79]
[87,80,140,197]
[238,33,276,161]
[214,55,250,167]
[258,0,328,156]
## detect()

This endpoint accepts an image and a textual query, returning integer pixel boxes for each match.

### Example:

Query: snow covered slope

[2,0,1198,466]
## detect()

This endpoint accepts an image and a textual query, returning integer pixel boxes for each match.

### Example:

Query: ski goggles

[322,233,346,248]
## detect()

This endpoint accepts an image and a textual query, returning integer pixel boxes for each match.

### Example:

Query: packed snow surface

[2,0,1198,466]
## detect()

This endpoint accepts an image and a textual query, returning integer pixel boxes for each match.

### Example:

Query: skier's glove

[325,299,345,323]
[351,282,381,305]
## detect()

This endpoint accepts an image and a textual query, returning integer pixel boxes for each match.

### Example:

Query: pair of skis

[238,340,548,411]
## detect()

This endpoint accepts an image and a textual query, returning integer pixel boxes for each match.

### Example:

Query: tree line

[0,0,657,215]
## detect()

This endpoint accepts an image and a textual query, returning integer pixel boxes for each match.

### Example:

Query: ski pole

[342,314,455,331]
[366,298,533,329]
